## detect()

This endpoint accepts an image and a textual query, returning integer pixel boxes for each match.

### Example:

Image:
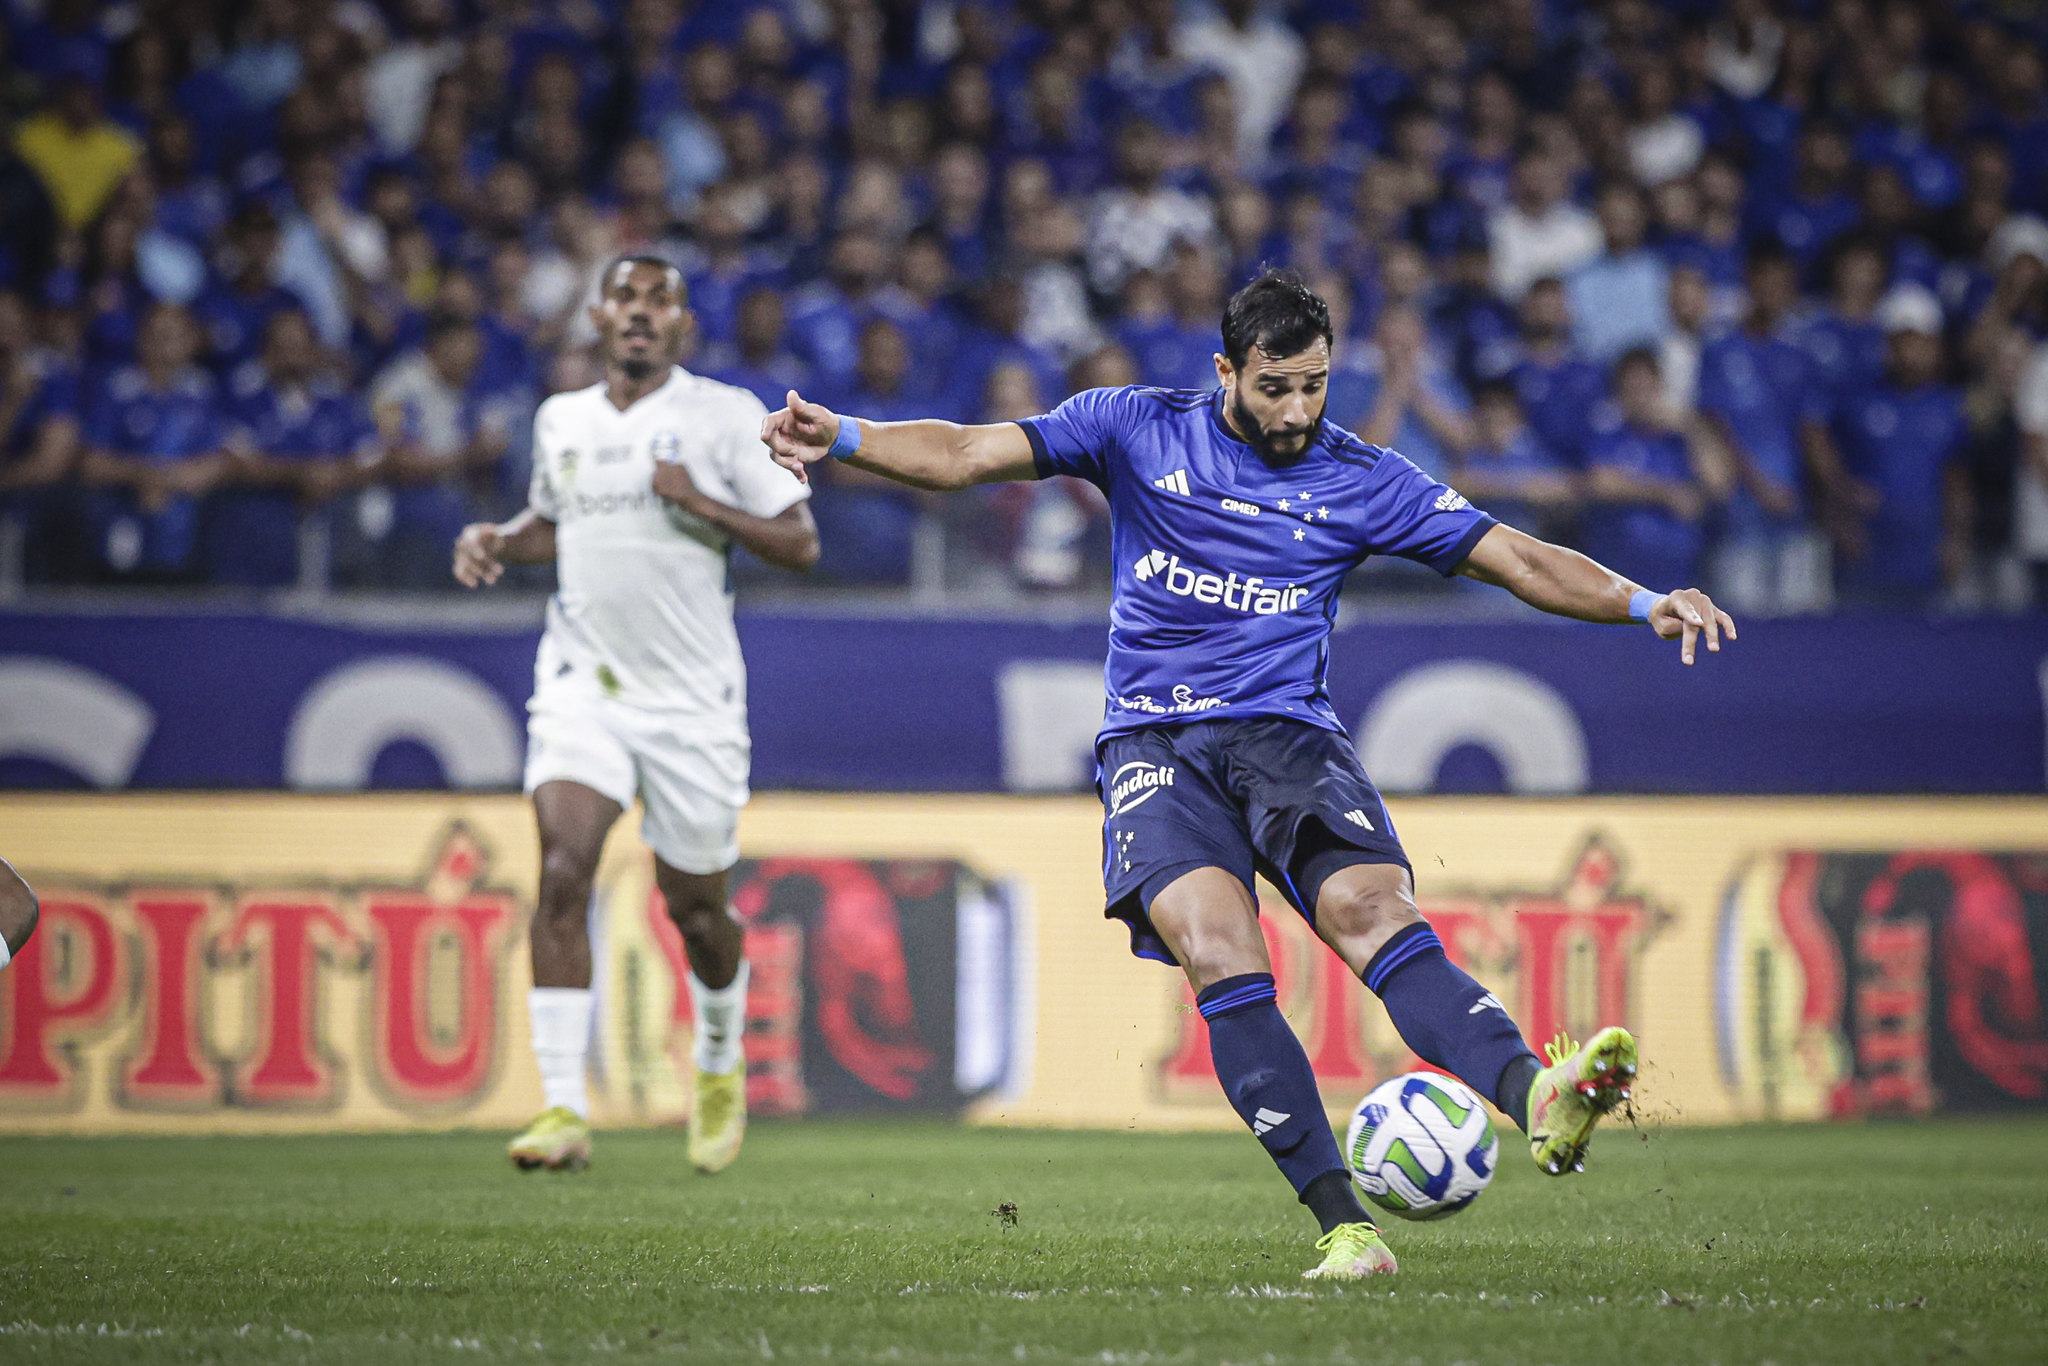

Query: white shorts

[522,677,750,875]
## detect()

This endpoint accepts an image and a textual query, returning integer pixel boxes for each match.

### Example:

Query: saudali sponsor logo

[1107,761,1177,817]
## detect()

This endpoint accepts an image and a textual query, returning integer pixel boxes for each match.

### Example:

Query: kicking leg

[1149,869,1395,1278]
[1312,861,1635,1174]
[510,780,620,1171]
[654,860,748,1172]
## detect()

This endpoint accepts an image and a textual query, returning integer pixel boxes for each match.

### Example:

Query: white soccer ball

[1344,1072,1499,1221]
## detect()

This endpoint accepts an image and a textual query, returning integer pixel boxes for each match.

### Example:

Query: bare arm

[0,414,79,492]
[1456,522,1736,665]
[760,389,1038,491]
[452,507,557,587]
[651,460,821,571]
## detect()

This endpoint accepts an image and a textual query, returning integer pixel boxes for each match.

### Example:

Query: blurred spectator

[1625,59,1704,188]
[1086,121,1216,296]
[194,203,308,379]
[79,302,225,581]
[1176,0,1305,165]
[699,288,809,412]
[1489,149,1601,301]
[1568,181,1671,364]
[14,62,138,231]
[812,318,923,585]
[0,289,81,580]
[1831,286,1970,610]
[359,313,518,587]
[1015,344,1134,589]
[365,0,463,156]
[211,309,376,587]
[1339,304,1471,483]
[1451,380,1576,542]
[1581,348,1719,591]
[1748,123,1861,280]
[2018,330,2048,605]
[1659,264,1714,419]
[1481,277,1608,467]
[1800,238,1892,426]
[1695,246,1832,615]
[788,231,895,392]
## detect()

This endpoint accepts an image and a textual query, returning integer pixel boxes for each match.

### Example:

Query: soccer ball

[1344,1072,1498,1221]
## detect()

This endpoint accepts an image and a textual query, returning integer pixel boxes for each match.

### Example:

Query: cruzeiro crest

[650,431,681,463]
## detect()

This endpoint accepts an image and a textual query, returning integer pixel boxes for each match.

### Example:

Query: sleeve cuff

[1016,418,1054,479]
[1437,514,1499,576]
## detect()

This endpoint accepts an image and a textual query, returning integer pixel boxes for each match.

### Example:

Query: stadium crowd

[1,0,2046,609]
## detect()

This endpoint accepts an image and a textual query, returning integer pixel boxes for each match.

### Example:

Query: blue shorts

[1095,716,1411,964]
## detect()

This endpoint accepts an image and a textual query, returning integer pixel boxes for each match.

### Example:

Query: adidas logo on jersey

[1469,993,1504,1015]
[1342,809,1375,830]
[1132,550,1310,614]
[1251,1107,1291,1135]
[1152,469,1191,496]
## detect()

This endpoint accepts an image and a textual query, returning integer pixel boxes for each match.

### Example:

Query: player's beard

[618,355,655,381]
[1230,390,1320,466]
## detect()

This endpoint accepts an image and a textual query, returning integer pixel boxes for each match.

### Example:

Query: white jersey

[528,367,808,728]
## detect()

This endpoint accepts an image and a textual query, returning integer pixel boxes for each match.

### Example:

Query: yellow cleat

[688,1067,746,1173]
[1527,1026,1638,1176]
[1303,1222,1398,1279]
[508,1106,591,1172]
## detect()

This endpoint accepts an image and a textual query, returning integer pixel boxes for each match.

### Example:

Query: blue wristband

[1627,588,1660,622]
[826,413,863,461]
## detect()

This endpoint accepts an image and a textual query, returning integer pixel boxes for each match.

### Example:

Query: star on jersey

[1317,507,1331,520]
[1292,528,1306,541]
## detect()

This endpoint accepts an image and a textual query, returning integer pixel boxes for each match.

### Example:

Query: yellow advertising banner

[1,795,2044,1136]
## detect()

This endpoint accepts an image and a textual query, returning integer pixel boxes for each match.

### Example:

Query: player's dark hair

[601,253,683,290]
[1220,268,1333,369]
[1614,345,1662,380]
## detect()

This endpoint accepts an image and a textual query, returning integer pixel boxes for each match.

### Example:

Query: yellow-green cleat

[1527,1026,1638,1176]
[508,1106,591,1172]
[688,1067,746,1173]
[1303,1222,1398,1280]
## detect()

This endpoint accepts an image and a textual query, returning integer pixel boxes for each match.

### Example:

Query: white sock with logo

[528,986,592,1119]
[688,961,749,1076]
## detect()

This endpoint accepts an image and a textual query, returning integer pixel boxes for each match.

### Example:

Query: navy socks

[1197,973,1372,1232]
[1363,924,1541,1133]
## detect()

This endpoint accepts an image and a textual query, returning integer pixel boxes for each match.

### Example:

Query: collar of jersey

[603,365,687,415]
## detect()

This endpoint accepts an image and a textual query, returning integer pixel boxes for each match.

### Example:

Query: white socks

[528,986,592,1118]
[689,961,750,1076]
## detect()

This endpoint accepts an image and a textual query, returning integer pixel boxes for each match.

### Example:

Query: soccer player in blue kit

[762,271,1736,1279]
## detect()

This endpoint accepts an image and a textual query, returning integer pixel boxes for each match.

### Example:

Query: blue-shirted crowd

[1,0,2046,610]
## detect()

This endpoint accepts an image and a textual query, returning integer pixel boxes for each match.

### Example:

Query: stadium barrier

[1,794,2044,1135]
[3,608,2045,793]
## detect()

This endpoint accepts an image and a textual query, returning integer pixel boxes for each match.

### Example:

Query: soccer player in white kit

[453,256,818,1173]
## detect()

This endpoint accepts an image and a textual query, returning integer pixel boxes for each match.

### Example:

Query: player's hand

[1647,587,1736,666]
[650,456,707,512]
[759,389,841,485]
[452,521,506,588]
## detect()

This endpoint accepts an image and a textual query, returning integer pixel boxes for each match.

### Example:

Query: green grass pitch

[2,1117,2043,1364]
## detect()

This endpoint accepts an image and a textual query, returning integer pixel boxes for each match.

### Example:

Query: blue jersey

[1020,386,1496,742]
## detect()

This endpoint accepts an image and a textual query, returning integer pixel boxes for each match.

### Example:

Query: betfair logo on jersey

[1132,550,1310,614]
[1107,760,1176,817]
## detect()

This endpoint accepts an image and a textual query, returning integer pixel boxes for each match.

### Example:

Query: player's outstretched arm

[1456,523,1736,666]
[0,856,37,969]
[760,390,1038,491]
[452,508,557,587]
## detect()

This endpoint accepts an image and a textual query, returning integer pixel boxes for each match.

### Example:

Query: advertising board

[1,795,2041,1134]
